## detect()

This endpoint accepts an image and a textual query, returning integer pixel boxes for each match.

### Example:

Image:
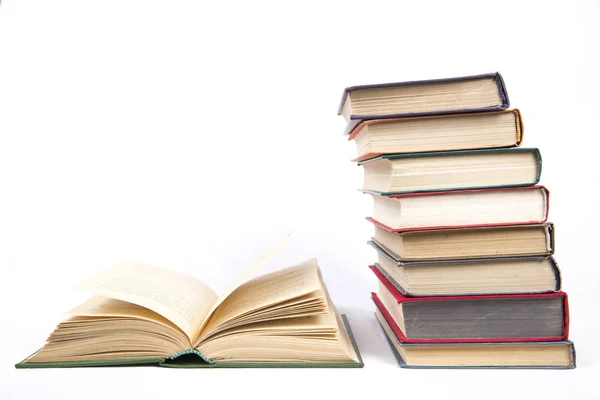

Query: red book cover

[370,265,569,343]
[367,185,549,233]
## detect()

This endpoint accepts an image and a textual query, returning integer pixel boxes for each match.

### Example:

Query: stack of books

[338,73,576,369]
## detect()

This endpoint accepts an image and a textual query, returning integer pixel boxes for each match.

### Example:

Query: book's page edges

[376,312,575,369]
[15,351,164,369]
[371,265,567,304]
[161,315,363,368]
[371,294,565,344]
[366,185,550,232]
[371,260,560,297]
[338,72,505,113]
[15,317,364,369]
[371,224,554,261]
[358,149,541,195]
[338,73,509,134]
[370,239,558,269]
[367,227,554,265]
[347,109,522,142]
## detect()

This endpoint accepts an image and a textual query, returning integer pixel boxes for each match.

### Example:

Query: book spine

[169,349,214,365]
[514,109,524,145]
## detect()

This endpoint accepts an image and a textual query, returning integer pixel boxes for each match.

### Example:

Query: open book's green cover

[15,315,363,369]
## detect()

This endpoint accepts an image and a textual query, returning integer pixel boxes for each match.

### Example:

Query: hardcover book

[16,259,363,369]
[376,309,576,369]
[370,222,555,262]
[348,109,523,161]
[359,148,541,195]
[370,239,561,296]
[367,186,549,231]
[338,72,509,135]
[370,265,569,343]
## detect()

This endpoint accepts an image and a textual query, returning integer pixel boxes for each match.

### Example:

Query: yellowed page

[197,258,324,343]
[196,228,295,333]
[66,295,188,338]
[74,261,218,341]
[200,313,338,343]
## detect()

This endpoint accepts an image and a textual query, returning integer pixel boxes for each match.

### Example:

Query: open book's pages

[360,148,541,195]
[349,110,522,161]
[17,259,362,368]
[368,186,548,231]
[338,73,509,136]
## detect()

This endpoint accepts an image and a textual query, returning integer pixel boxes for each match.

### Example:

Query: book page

[197,258,324,343]
[66,295,187,337]
[74,261,218,341]
[195,228,295,334]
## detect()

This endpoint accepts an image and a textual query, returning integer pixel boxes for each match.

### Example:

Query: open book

[16,258,362,368]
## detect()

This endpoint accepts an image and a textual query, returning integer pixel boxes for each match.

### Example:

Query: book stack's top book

[338,72,576,369]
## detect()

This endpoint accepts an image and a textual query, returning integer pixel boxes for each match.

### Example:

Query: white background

[1,0,599,398]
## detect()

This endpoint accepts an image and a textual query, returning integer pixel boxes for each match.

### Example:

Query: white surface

[1,0,599,399]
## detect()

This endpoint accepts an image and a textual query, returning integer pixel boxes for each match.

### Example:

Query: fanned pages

[73,261,218,341]
[18,258,362,367]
